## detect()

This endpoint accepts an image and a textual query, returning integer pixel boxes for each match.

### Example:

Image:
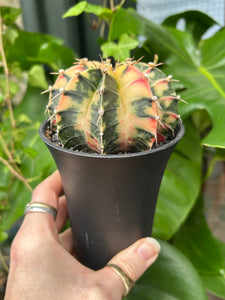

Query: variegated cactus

[44,58,184,154]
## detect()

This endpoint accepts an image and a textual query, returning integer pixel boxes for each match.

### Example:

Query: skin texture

[5,171,160,300]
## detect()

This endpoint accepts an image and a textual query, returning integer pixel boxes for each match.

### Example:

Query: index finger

[23,171,64,233]
[32,170,64,209]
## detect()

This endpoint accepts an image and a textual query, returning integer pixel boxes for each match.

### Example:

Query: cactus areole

[43,58,183,155]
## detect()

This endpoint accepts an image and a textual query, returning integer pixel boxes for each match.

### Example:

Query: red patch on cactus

[86,132,101,153]
[157,133,166,143]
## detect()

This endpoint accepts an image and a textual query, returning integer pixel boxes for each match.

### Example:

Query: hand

[5,171,160,300]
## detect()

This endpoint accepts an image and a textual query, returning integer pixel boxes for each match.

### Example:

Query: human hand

[5,171,160,300]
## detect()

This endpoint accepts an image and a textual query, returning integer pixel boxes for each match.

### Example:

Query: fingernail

[136,237,161,262]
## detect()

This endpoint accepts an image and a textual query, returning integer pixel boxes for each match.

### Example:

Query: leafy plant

[62,1,225,299]
[0,7,74,251]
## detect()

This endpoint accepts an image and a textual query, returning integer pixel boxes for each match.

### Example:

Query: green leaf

[195,29,225,148]
[28,65,48,89]
[62,1,87,18]
[173,197,224,274]
[109,8,140,41]
[0,230,8,242]
[202,273,225,299]
[23,147,39,159]
[1,180,30,231]
[11,127,26,142]
[4,28,19,45]
[162,10,218,42]
[201,240,225,299]
[203,148,225,181]
[0,93,3,104]
[16,114,32,125]
[153,118,202,240]
[0,6,22,26]
[9,62,23,79]
[63,1,112,19]
[127,240,208,300]
[34,42,75,70]
[109,9,225,149]
[14,86,48,122]
[191,109,212,139]
[101,34,139,61]
[85,3,112,18]
[0,75,20,99]
[6,30,63,70]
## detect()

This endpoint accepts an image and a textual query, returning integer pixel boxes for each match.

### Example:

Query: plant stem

[119,0,126,9]
[0,12,15,128]
[0,133,33,189]
[0,156,33,192]
[0,133,14,163]
[110,0,114,10]
[99,20,106,38]
[0,250,8,272]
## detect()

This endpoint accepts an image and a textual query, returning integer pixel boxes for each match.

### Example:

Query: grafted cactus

[44,58,183,154]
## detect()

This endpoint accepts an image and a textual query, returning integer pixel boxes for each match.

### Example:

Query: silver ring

[107,264,135,297]
[25,202,57,220]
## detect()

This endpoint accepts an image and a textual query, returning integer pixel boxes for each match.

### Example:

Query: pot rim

[39,120,185,159]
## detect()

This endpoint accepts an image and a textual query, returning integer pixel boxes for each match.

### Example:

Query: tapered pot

[39,120,184,270]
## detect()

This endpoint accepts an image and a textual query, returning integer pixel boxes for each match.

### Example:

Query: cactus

[44,58,183,154]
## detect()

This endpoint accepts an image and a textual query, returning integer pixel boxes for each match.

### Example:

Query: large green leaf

[173,197,225,276]
[5,30,64,70]
[33,42,75,71]
[152,118,202,240]
[109,9,225,149]
[28,65,48,89]
[201,239,225,299]
[166,27,225,149]
[162,10,218,42]
[127,240,208,300]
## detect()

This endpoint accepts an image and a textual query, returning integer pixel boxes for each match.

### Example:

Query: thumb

[97,237,160,298]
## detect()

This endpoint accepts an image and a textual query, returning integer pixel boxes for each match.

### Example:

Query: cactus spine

[44,58,181,154]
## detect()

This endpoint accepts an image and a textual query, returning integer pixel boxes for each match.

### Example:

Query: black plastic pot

[39,120,185,270]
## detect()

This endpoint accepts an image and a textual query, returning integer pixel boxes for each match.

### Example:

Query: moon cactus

[43,58,183,154]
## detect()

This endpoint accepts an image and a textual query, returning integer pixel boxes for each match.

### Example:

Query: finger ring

[24,202,57,220]
[107,263,135,297]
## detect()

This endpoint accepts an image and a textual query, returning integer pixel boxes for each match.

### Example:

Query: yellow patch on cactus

[152,80,170,98]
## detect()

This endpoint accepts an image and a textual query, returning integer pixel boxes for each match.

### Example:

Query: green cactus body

[45,59,180,154]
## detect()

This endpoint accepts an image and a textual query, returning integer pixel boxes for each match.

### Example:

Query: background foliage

[0,6,74,244]
[0,1,225,299]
